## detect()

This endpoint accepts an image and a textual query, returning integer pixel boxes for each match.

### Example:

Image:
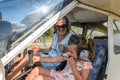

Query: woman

[39,16,72,69]
[26,35,95,80]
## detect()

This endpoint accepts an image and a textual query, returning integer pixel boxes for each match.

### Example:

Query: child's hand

[33,56,40,63]
[63,52,71,58]
[68,57,77,69]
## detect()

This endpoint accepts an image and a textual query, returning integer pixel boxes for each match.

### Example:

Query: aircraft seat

[88,37,108,80]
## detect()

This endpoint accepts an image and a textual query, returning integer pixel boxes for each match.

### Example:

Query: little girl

[26,35,94,80]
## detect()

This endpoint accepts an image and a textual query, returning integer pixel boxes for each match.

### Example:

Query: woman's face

[56,18,68,36]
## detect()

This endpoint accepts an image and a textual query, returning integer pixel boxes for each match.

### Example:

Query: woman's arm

[40,56,65,63]
[39,46,51,53]
[32,46,52,54]
[33,56,65,63]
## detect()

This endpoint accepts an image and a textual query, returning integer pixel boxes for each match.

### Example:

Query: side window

[71,26,83,35]
[28,27,54,49]
[113,21,120,54]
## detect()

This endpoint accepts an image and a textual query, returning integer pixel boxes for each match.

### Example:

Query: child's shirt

[50,61,93,80]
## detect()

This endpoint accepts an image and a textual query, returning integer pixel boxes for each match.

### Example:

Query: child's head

[67,34,95,61]
[67,35,80,59]
[68,34,80,45]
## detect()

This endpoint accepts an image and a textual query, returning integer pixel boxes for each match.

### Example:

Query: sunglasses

[56,24,68,30]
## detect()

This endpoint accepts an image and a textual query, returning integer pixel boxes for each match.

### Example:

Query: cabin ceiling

[67,7,108,23]
[78,0,120,16]
[67,0,120,23]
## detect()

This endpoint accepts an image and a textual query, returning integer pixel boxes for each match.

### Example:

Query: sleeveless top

[49,33,72,57]
[40,32,72,69]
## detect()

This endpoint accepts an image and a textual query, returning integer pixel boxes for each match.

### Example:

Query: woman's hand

[32,46,40,55]
[33,56,41,63]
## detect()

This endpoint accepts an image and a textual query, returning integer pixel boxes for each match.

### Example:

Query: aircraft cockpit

[0,0,120,80]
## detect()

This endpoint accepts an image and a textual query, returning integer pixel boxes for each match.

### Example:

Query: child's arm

[68,57,82,80]
[72,68,91,80]
[68,57,91,80]
[81,69,91,80]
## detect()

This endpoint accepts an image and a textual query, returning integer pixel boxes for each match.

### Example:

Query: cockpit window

[0,0,73,57]
[113,20,120,54]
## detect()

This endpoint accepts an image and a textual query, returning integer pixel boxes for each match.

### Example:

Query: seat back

[88,43,108,80]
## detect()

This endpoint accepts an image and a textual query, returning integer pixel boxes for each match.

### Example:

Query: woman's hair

[63,16,69,26]
[54,16,70,33]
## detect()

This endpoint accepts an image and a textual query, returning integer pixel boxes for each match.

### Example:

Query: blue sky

[0,0,63,23]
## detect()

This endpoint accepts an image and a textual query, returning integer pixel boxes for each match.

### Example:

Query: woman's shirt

[40,32,72,70]
[49,33,72,57]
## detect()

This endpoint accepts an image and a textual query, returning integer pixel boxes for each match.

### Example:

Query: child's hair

[78,36,95,61]
[87,38,95,61]
[68,34,80,45]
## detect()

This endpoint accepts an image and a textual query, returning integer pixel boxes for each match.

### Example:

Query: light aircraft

[0,0,120,80]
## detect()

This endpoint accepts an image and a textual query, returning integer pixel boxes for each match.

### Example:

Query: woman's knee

[32,67,40,73]
[34,76,43,80]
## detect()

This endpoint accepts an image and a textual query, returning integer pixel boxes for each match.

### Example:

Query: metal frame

[105,15,114,79]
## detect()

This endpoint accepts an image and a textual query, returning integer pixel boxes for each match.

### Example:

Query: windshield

[0,0,73,58]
